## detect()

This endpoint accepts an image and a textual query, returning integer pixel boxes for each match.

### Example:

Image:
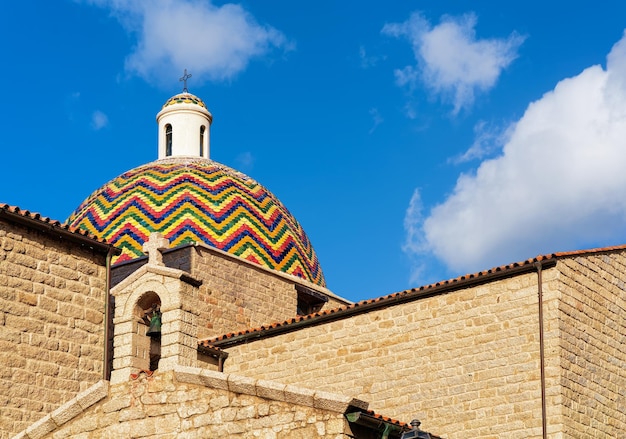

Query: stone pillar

[111,315,151,377]
[159,300,200,370]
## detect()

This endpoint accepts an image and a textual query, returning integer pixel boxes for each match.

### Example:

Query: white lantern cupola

[156,75,213,159]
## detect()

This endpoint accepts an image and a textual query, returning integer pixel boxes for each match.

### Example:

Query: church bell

[147,314,161,336]
[146,306,162,336]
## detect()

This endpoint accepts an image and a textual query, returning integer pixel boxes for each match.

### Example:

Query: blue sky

[3,1,626,302]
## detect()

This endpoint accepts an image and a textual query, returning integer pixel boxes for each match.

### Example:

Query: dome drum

[156,93,213,160]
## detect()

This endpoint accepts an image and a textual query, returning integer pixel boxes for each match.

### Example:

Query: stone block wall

[37,368,359,438]
[111,245,348,342]
[189,246,347,340]
[223,270,548,438]
[110,266,207,384]
[0,219,108,438]
[555,252,626,437]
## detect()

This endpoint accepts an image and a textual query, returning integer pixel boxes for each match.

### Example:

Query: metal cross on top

[179,69,192,93]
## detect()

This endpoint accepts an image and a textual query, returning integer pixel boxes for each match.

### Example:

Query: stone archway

[135,291,162,371]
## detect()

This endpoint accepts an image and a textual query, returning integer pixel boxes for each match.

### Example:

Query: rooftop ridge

[0,203,118,252]
[201,244,626,347]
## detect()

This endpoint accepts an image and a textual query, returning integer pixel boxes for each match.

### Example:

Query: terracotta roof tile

[346,410,443,438]
[552,242,626,257]
[361,410,409,428]
[196,341,226,352]
[0,203,61,225]
[0,203,114,247]
[202,244,626,347]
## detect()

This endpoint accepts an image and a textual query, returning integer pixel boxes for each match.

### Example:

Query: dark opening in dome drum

[67,157,326,286]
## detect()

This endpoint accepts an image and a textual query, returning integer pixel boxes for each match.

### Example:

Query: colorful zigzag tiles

[66,158,325,286]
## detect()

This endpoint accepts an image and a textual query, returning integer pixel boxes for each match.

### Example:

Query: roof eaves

[204,254,559,348]
[196,342,229,359]
[345,410,408,438]
[0,203,120,255]
[345,410,443,439]
[552,243,626,258]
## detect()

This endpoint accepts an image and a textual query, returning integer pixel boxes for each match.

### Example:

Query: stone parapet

[173,365,368,413]
[12,381,109,439]
[20,368,366,438]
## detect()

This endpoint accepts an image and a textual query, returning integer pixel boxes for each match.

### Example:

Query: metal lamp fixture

[400,419,431,439]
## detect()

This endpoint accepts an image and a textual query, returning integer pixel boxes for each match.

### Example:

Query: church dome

[66,157,326,286]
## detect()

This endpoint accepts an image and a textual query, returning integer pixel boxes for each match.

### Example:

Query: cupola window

[200,125,206,157]
[165,124,173,156]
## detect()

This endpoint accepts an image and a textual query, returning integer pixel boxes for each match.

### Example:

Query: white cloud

[91,110,109,130]
[383,12,524,114]
[449,120,511,164]
[368,108,383,134]
[402,188,427,284]
[402,102,418,120]
[359,45,383,69]
[404,31,626,280]
[78,0,290,85]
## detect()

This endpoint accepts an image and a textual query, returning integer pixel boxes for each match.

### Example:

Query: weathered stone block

[84,308,103,325]
[102,394,132,413]
[50,398,83,428]
[198,368,229,391]
[173,365,205,386]
[24,414,55,439]
[284,385,315,407]
[256,379,286,402]
[76,381,109,410]
[228,374,257,396]
[118,407,147,423]
[178,400,209,419]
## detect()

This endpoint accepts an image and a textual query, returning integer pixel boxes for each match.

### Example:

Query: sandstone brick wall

[0,220,108,439]
[555,252,626,437]
[37,368,358,438]
[112,245,347,342]
[189,246,347,340]
[223,271,549,438]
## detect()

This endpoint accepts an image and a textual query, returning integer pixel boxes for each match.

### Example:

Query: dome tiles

[66,157,326,287]
[162,92,207,109]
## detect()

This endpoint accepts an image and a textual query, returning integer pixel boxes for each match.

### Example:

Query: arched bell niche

[135,291,162,371]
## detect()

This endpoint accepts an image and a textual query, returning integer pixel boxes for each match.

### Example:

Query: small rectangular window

[165,124,173,156]
[296,284,328,316]
[200,126,206,157]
